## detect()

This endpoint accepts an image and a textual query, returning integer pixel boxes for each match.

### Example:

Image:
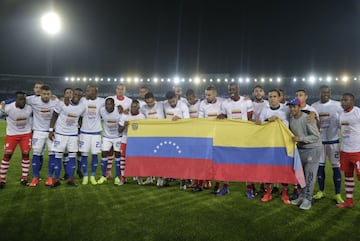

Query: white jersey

[199,98,224,118]
[187,100,201,118]
[80,97,105,133]
[302,104,319,119]
[112,95,132,113]
[259,104,289,127]
[221,97,253,120]
[340,106,360,153]
[138,99,146,108]
[26,96,59,132]
[54,101,86,136]
[252,100,269,120]
[119,113,145,143]
[4,103,32,135]
[100,107,122,139]
[141,102,164,119]
[163,101,190,119]
[311,99,342,143]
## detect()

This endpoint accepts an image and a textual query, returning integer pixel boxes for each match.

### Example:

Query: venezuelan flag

[125,119,215,179]
[125,119,305,187]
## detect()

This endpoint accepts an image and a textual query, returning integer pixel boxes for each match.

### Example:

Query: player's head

[205,85,217,103]
[63,87,73,98]
[72,88,83,104]
[253,85,265,101]
[165,90,177,108]
[40,84,51,103]
[295,89,307,107]
[287,97,302,116]
[116,84,126,97]
[341,93,355,111]
[185,89,197,105]
[139,85,148,100]
[173,86,182,100]
[319,85,331,103]
[15,91,27,109]
[279,89,286,104]
[144,92,156,108]
[105,97,115,113]
[268,89,281,108]
[86,84,98,100]
[228,83,240,101]
[130,99,140,115]
[33,81,44,96]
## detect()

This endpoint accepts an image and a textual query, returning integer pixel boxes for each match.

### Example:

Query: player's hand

[292,136,300,142]
[48,131,55,141]
[255,119,262,125]
[123,109,129,115]
[268,116,278,122]
[172,116,181,121]
[64,96,70,106]
[307,112,316,123]
[118,105,124,114]
[124,121,129,127]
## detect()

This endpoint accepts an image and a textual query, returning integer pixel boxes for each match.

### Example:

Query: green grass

[0,120,359,241]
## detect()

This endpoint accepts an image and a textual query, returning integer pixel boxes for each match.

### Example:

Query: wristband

[49,128,54,132]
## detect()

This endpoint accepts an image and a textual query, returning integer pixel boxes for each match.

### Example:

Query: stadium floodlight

[261,78,265,82]
[224,78,228,82]
[173,77,180,84]
[354,77,357,81]
[114,78,117,82]
[194,77,200,83]
[254,78,257,82]
[100,78,103,82]
[335,77,339,81]
[120,78,124,82]
[293,78,297,82]
[70,77,75,82]
[269,78,273,82]
[239,78,243,83]
[246,78,250,83]
[302,78,306,81]
[217,78,221,83]
[153,78,158,83]
[89,78,92,81]
[41,12,61,35]
[83,77,87,82]
[134,77,139,83]
[167,78,171,82]
[95,77,99,82]
[140,78,143,82]
[65,77,69,81]
[107,78,111,82]
[161,78,164,82]
[326,76,332,82]
[181,78,185,82]
[126,77,132,83]
[77,77,80,81]
[203,78,206,82]
[231,78,234,82]
[342,76,348,82]
[209,79,213,82]
[189,78,193,82]
[277,77,281,82]
[319,77,323,81]
[309,76,315,83]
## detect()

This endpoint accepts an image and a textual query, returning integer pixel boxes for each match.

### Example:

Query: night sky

[1,0,360,77]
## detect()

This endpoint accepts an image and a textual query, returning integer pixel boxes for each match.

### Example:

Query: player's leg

[29,131,46,186]
[313,144,326,199]
[79,133,90,185]
[0,135,17,188]
[89,134,101,185]
[329,144,344,203]
[19,133,32,186]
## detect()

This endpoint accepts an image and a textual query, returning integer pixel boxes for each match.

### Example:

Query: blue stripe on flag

[127,137,213,159]
[213,146,293,166]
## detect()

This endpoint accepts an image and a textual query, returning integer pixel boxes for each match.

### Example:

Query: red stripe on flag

[125,156,213,180]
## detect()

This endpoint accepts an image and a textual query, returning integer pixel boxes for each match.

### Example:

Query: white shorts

[102,137,121,152]
[320,143,340,168]
[32,130,53,154]
[52,134,79,153]
[79,133,101,154]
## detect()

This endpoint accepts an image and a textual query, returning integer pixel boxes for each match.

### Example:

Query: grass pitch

[0,120,359,241]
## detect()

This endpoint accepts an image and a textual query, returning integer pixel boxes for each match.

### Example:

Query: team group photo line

[1,81,359,211]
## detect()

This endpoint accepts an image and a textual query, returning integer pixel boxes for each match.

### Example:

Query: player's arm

[48,111,59,141]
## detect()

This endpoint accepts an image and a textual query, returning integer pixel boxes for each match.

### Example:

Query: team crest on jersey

[132,123,138,130]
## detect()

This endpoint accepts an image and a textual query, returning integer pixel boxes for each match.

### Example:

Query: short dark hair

[145,92,154,99]
[105,97,114,104]
[41,84,51,91]
[268,89,280,96]
[295,89,306,94]
[185,89,195,97]
[132,99,140,105]
[253,85,264,91]
[15,91,26,97]
[165,90,176,100]
[74,88,83,93]
[342,93,355,101]
[320,85,330,91]
[64,87,72,94]
[206,84,217,91]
